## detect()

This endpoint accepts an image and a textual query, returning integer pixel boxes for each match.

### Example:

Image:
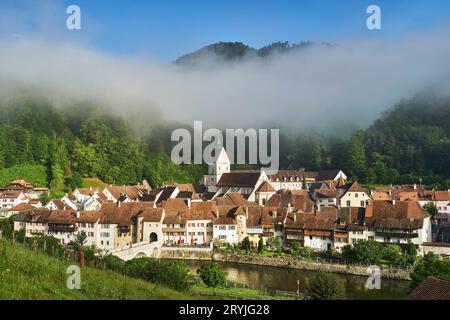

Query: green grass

[81,177,108,189]
[0,240,201,300]
[191,284,300,300]
[0,164,48,187]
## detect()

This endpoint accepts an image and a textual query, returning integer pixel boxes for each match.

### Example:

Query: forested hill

[174,41,330,67]
[331,93,450,187]
[0,91,449,194]
[0,100,204,193]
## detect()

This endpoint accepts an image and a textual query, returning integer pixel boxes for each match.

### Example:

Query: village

[1,147,448,263]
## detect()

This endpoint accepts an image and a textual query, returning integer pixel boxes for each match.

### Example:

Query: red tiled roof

[407,277,450,300]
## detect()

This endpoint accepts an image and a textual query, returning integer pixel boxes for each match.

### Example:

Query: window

[228,226,235,230]
[197,232,203,236]
[346,200,351,206]
[219,235,227,240]
[360,201,365,207]
[355,193,358,198]
[219,226,226,230]
[100,232,110,237]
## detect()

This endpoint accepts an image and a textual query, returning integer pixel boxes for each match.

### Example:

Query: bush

[410,253,450,289]
[197,262,227,293]
[306,272,346,300]
[122,257,192,291]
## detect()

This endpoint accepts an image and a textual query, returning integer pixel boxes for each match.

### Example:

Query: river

[180,259,411,300]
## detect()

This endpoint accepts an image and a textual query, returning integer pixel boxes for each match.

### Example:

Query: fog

[1,27,450,132]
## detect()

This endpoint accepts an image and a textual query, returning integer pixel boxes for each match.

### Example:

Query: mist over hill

[174,41,331,67]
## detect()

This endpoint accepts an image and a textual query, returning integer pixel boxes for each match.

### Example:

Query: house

[162,212,186,245]
[205,147,231,192]
[45,199,69,211]
[0,179,48,200]
[311,189,338,207]
[46,210,80,245]
[6,203,35,218]
[315,170,347,184]
[254,181,276,206]
[266,170,316,191]
[265,190,314,213]
[365,200,432,249]
[337,182,371,208]
[213,206,239,244]
[136,207,165,244]
[184,202,217,245]
[0,191,29,215]
[215,171,269,202]
[14,209,50,237]
[103,180,152,203]
[98,202,153,250]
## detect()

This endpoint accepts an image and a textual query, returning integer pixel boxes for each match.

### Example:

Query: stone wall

[160,248,411,280]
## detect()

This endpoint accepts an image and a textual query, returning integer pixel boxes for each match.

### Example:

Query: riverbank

[160,247,412,280]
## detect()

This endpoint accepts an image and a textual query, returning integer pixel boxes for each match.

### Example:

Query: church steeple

[207,147,230,190]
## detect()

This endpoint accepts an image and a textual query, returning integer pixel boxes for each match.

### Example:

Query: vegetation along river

[180,260,411,300]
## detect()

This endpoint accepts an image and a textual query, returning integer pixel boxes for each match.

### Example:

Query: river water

[181,260,411,300]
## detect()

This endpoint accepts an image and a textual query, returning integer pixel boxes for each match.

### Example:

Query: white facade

[213,224,238,244]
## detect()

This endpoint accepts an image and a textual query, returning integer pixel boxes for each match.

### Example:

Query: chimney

[293,213,297,222]
[392,200,396,206]
[118,201,121,208]
[245,207,249,220]
[287,203,292,212]
[216,210,220,219]
[317,202,321,212]
[413,183,417,190]
[76,211,80,219]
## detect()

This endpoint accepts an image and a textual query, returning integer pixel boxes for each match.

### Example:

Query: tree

[382,244,406,265]
[343,240,384,264]
[291,241,300,256]
[258,237,265,254]
[306,272,346,300]
[423,202,438,218]
[410,253,450,289]
[68,231,88,253]
[242,236,251,254]
[197,262,227,294]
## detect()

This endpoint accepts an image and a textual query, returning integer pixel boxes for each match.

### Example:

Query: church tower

[207,147,230,191]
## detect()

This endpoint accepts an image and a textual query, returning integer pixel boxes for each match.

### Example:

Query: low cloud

[1,27,450,132]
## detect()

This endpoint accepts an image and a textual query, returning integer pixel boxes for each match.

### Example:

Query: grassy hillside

[0,240,197,300]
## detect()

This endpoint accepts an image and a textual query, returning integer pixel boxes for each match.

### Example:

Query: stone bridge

[110,241,162,261]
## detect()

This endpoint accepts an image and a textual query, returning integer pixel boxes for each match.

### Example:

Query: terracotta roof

[315,170,342,181]
[214,205,239,225]
[78,211,101,223]
[139,208,164,222]
[176,184,196,192]
[216,172,262,188]
[371,191,391,201]
[365,201,427,230]
[434,191,450,202]
[186,202,218,220]
[215,192,258,206]
[105,185,143,200]
[9,203,34,212]
[47,210,79,224]
[256,181,275,193]
[99,202,153,226]
[0,191,26,199]
[163,212,186,224]
[265,191,314,212]
[48,199,66,210]
[16,209,51,223]
[407,277,450,300]
[162,198,189,214]
[314,189,337,198]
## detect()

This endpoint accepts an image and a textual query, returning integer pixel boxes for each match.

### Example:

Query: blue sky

[2,0,450,60]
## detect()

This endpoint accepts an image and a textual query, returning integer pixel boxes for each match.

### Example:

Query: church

[205,148,268,202]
